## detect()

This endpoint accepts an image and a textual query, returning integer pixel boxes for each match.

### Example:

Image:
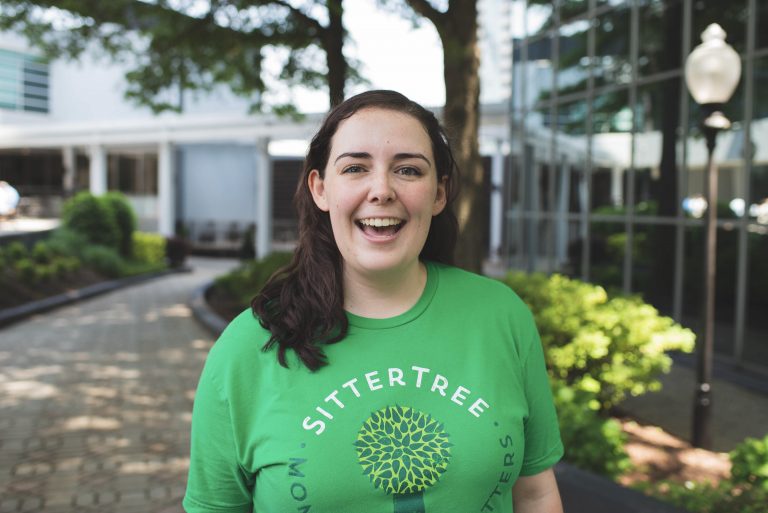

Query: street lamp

[684,23,741,449]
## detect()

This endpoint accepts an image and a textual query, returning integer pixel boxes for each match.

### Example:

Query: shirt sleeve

[518,309,564,477]
[183,349,254,513]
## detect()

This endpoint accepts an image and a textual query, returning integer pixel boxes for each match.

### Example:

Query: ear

[432,175,448,216]
[308,169,329,212]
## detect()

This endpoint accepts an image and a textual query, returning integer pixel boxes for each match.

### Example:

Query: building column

[62,146,76,195]
[158,141,175,237]
[88,144,107,195]
[255,137,272,259]
[489,139,505,263]
[611,166,624,206]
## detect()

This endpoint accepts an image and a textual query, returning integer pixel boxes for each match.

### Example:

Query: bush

[503,271,695,412]
[13,257,36,282]
[133,232,166,266]
[638,479,768,513]
[31,241,54,264]
[731,434,768,491]
[81,245,124,277]
[553,384,631,478]
[102,192,137,257]
[214,252,293,306]
[5,241,28,261]
[61,192,119,249]
[47,228,89,258]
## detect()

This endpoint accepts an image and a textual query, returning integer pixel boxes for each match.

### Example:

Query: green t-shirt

[184,262,563,513]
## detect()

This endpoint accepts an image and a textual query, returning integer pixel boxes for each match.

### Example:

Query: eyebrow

[334,151,432,166]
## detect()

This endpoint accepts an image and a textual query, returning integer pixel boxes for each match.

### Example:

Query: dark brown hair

[252,90,459,370]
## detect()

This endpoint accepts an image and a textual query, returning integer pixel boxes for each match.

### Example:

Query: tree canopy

[0,0,364,113]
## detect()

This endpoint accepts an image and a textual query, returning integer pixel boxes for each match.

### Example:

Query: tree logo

[354,405,452,513]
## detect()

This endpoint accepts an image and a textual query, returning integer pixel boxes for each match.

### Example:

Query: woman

[184,90,563,513]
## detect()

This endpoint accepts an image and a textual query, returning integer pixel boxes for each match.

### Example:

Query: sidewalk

[0,257,237,513]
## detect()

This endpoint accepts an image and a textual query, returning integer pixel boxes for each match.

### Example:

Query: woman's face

[308,107,447,280]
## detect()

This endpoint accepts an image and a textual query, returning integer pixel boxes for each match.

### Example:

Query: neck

[343,261,427,318]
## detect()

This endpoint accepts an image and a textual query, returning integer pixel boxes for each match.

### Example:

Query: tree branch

[404,0,445,28]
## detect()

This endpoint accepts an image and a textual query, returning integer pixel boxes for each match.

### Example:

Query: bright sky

[291,1,445,113]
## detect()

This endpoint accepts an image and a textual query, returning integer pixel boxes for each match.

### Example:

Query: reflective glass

[631,224,675,315]
[759,0,768,50]
[630,79,683,216]
[745,56,768,367]
[526,1,554,38]
[744,230,768,366]
[593,7,631,88]
[557,19,590,93]
[593,90,630,134]
[691,0,748,55]
[638,0,684,77]
[588,221,626,293]
[560,0,588,23]
[556,98,589,136]
[682,224,737,358]
[524,35,556,111]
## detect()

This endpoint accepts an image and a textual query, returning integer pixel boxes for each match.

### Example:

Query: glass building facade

[508,0,768,372]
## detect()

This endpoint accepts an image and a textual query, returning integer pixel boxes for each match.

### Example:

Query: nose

[367,170,396,204]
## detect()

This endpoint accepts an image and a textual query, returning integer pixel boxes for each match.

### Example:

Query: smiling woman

[184,91,564,513]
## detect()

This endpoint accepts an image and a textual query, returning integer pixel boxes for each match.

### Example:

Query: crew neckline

[346,261,439,329]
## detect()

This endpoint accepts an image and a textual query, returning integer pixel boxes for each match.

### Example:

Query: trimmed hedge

[61,192,120,249]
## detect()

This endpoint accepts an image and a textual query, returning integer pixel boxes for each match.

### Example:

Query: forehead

[329,108,432,157]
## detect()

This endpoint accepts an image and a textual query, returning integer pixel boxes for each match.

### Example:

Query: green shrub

[5,241,28,261]
[132,232,166,266]
[81,245,124,277]
[61,192,119,249]
[214,252,293,306]
[554,384,631,478]
[637,480,768,513]
[47,228,88,258]
[50,256,80,277]
[13,257,36,282]
[102,192,136,257]
[503,271,695,411]
[31,241,54,264]
[731,434,768,491]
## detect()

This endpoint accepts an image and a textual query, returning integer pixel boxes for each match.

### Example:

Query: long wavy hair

[252,90,459,370]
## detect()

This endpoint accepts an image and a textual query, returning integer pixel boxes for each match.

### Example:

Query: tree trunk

[393,491,425,513]
[325,0,346,107]
[438,2,484,273]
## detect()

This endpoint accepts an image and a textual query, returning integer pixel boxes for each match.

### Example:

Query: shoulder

[431,262,531,316]
[202,308,273,378]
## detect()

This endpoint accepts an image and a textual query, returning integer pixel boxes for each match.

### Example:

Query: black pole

[692,103,727,449]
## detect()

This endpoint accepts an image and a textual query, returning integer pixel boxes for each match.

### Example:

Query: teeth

[359,218,402,227]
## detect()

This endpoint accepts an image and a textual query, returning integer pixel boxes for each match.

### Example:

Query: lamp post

[684,23,741,449]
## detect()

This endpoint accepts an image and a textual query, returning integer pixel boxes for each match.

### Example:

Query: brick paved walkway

[0,257,238,513]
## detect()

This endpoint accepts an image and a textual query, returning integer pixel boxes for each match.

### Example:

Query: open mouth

[356,217,406,237]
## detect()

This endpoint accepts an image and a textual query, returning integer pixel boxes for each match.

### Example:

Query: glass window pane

[527,2,554,38]
[593,6,631,89]
[745,230,768,366]
[589,221,625,292]
[691,0,748,55]
[524,35,556,109]
[560,0,588,23]
[557,19,590,94]
[759,0,768,50]
[632,224,675,314]
[639,0,684,77]
[631,79,683,216]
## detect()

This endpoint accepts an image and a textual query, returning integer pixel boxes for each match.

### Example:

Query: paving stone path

[0,258,238,513]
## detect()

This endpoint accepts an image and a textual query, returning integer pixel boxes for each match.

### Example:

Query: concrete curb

[555,462,691,513]
[189,281,228,336]
[0,266,191,328]
[188,282,692,513]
